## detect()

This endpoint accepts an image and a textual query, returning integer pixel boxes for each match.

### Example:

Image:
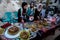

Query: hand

[37,16,40,19]
[44,18,47,21]
[21,19,24,23]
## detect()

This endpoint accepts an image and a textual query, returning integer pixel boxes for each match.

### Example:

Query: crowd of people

[18,2,44,22]
[18,2,43,22]
[17,2,60,23]
[0,1,60,24]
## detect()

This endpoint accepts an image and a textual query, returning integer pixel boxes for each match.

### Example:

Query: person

[54,0,58,3]
[27,2,35,16]
[18,2,28,22]
[34,3,43,21]
[47,11,54,18]
[54,11,60,23]
[55,35,60,40]
[0,36,2,40]
[27,2,35,22]
[41,5,46,18]
[47,11,56,24]
[0,36,7,40]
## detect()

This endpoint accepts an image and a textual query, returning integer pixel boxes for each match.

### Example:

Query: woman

[27,2,35,16]
[47,11,56,23]
[27,2,35,22]
[18,2,28,22]
[34,3,43,21]
[41,6,46,18]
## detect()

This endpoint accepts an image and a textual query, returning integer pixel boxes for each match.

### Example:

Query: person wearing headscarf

[34,3,43,21]
[27,2,35,22]
[27,2,35,16]
[18,2,28,22]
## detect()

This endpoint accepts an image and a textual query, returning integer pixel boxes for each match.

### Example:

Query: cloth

[34,9,41,20]
[2,12,12,22]
[18,8,27,22]
[27,7,34,16]
[41,9,46,18]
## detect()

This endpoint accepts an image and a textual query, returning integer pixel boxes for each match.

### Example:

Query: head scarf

[37,3,43,11]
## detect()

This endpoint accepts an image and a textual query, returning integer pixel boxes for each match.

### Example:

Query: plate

[30,32,37,39]
[4,26,20,38]
[45,26,51,29]
[0,28,5,35]
[24,28,37,39]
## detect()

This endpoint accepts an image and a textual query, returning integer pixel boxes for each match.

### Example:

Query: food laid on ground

[8,26,19,35]
[0,19,54,39]
[24,23,30,28]
[30,25,37,32]
[0,28,4,35]
[42,20,48,26]
[38,24,43,29]
[20,30,30,40]
[43,22,48,26]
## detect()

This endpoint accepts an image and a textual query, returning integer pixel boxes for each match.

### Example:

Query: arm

[18,9,21,22]
[18,9,21,18]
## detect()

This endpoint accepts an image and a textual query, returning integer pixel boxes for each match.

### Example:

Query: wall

[0,0,21,18]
